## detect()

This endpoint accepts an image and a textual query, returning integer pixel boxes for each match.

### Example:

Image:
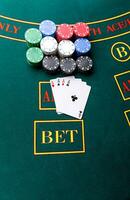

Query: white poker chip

[58,40,75,57]
[40,36,58,55]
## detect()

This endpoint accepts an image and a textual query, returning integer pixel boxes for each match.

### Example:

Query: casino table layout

[0,0,130,200]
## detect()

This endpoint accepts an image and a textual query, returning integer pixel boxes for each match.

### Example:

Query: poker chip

[58,40,75,57]
[73,22,90,38]
[76,56,93,72]
[74,38,91,56]
[42,56,59,73]
[26,47,44,65]
[60,58,76,74]
[56,24,73,41]
[39,20,56,37]
[24,28,42,47]
[40,36,58,55]
[25,20,93,75]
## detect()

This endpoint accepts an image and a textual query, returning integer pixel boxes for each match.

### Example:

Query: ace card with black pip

[50,76,91,119]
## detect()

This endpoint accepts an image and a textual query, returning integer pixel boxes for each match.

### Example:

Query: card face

[56,84,91,119]
[65,78,83,87]
[56,76,75,87]
[55,78,83,114]
[55,79,84,114]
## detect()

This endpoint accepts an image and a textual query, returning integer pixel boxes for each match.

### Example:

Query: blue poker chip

[39,20,56,37]
[74,38,91,56]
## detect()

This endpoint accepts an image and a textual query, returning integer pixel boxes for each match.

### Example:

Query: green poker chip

[25,28,42,47]
[26,47,44,65]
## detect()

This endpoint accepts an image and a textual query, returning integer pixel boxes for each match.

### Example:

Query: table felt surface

[0,0,130,200]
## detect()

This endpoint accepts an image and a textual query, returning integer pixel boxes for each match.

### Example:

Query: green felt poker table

[0,0,130,199]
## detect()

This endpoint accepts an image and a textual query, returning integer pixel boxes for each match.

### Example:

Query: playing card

[54,78,84,114]
[50,76,75,112]
[56,83,91,119]
[56,78,84,114]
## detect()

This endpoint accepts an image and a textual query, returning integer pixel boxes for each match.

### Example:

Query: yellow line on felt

[0,11,129,25]
[0,30,130,43]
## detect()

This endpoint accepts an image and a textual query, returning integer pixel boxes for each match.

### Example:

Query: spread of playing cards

[50,76,91,119]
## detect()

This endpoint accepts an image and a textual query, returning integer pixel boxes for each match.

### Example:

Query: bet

[41,129,78,144]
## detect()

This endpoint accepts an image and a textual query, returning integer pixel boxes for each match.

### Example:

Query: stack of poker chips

[25,20,93,74]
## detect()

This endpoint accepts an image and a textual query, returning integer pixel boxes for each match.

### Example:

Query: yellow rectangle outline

[34,119,85,155]
[124,110,130,126]
[39,81,56,111]
[114,70,130,101]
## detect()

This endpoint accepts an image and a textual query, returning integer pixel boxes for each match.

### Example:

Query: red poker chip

[73,22,90,37]
[56,24,73,42]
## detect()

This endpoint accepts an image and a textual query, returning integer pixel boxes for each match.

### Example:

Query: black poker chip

[60,58,76,74]
[42,56,59,73]
[76,56,93,72]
